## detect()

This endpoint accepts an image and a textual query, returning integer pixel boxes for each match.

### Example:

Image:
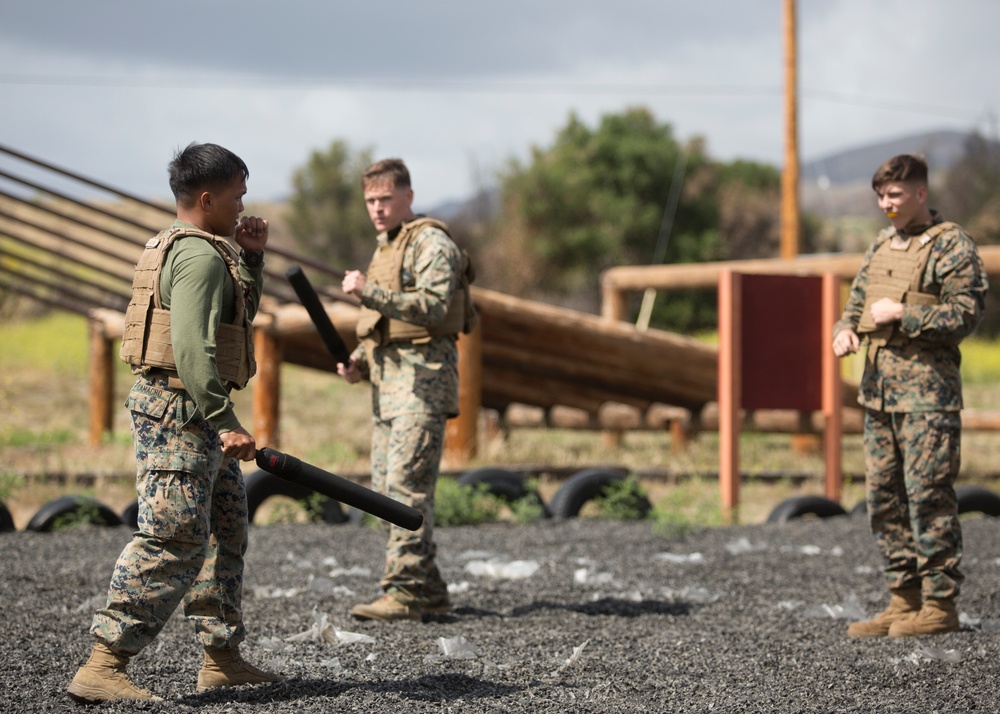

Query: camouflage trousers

[370,412,448,605]
[864,409,963,599]
[90,375,249,656]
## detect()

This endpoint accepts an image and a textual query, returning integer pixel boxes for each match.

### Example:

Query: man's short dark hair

[362,158,411,190]
[168,142,249,203]
[871,153,928,191]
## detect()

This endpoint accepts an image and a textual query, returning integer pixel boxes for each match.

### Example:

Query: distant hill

[801,129,981,188]
[427,129,992,221]
[799,129,997,218]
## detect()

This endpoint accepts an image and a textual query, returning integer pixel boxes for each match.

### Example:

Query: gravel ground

[3,513,1000,713]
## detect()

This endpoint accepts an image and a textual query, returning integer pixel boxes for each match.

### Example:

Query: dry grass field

[3,311,1000,531]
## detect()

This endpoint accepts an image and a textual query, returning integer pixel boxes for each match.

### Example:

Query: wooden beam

[780,0,800,259]
[444,322,482,466]
[88,318,115,446]
[252,325,283,448]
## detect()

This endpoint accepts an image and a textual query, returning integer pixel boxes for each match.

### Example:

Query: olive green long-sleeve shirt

[159,220,263,432]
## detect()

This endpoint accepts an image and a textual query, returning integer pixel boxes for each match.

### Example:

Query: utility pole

[780,0,799,259]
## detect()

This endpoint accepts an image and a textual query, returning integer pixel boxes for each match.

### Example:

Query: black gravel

[4,514,1000,713]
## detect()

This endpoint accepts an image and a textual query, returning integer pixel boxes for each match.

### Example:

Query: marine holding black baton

[67,143,282,703]
[338,158,477,622]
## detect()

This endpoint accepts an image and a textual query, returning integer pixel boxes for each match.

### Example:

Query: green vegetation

[434,479,503,527]
[285,139,375,273]
[0,428,75,447]
[592,475,651,520]
[0,472,24,501]
[0,312,90,375]
[652,477,727,537]
[957,337,1000,383]
[51,497,106,531]
[507,479,547,524]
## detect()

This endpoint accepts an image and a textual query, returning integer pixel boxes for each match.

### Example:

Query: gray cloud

[1,0,997,207]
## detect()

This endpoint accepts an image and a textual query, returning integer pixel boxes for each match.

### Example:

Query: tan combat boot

[888,597,960,637]
[196,647,285,692]
[846,587,922,638]
[349,593,451,622]
[66,642,163,703]
[350,593,422,622]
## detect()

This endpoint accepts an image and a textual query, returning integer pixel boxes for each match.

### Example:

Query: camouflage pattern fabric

[350,223,459,604]
[834,218,987,412]
[90,373,248,656]
[834,214,985,602]
[353,225,461,419]
[864,409,963,598]
[371,413,449,604]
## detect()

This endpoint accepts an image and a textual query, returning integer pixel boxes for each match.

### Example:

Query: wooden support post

[253,327,282,449]
[821,272,843,501]
[444,322,482,466]
[718,270,741,523]
[88,319,115,446]
[669,419,691,453]
[600,280,628,322]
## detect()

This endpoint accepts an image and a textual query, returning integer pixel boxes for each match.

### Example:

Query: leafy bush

[592,475,650,520]
[434,478,502,526]
[0,472,23,501]
[651,478,725,536]
[51,499,106,531]
[506,478,547,524]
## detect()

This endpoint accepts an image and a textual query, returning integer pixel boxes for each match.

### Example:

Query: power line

[1,73,984,122]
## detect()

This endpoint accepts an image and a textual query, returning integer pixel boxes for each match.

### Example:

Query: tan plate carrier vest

[355,217,477,352]
[856,221,954,357]
[119,227,256,389]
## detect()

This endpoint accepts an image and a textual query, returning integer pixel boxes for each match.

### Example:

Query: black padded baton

[255,447,423,531]
[285,265,353,365]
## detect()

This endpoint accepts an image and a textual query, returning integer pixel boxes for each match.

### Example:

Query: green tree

[286,140,375,273]
[938,131,1000,336]
[490,107,782,330]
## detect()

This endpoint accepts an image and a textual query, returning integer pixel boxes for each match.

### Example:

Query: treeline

[284,107,1000,334]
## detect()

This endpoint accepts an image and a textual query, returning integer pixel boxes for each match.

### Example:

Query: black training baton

[255,447,423,531]
[285,265,353,366]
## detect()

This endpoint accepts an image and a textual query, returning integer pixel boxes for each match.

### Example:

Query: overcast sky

[2,1,997,210]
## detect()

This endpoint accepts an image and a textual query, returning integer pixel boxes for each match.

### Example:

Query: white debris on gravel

[724,536,767,554]
[800,594,867,620]
[653,551,705,564]
[425,635,479,662]
[552,639,590,675]
[890,647,963,665]
[305,574,356,597]
[253,585,304,599]
[573,567,615,584]
[465,558,540,579]
[11,514,1000,712]
[328,565,372,578]
[286,610,376,644]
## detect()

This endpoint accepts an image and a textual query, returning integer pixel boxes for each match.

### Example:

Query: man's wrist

[240,249,265,267]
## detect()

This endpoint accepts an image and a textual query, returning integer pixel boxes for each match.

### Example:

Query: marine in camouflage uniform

[340,158,468,621]
[832,154,987,639]
[68,144,280,703]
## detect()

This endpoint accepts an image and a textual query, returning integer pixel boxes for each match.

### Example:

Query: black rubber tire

[766,495,848,524]
[547,468,649,520]
[121,499,140,530]
[956,486,1000,517]
[456,467,551,519]
[25,495,123,532]
[456,468,529,501]
[243,469,348,524]
[0,500,15,532]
